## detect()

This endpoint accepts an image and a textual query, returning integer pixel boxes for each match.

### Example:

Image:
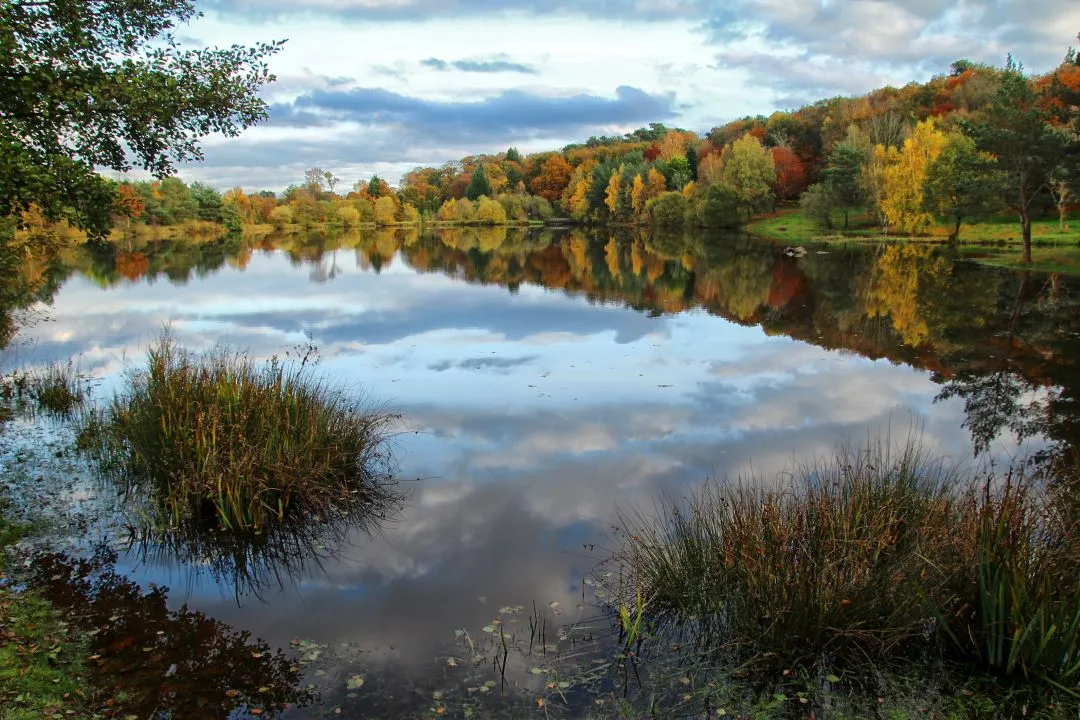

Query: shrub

[79,336,397,532]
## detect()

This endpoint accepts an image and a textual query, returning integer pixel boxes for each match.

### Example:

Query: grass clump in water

[80,336,398,532]
[614,438,1080,697]
[0,362,87,420]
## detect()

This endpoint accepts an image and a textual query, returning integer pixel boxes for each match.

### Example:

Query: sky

[172,0,1080,192]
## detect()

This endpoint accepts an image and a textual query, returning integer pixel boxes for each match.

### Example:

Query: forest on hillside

[39,46,1080,263]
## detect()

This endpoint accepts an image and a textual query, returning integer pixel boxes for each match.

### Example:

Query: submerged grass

[0,362,87,420]
[79,336,398,532]
[614,438,1080,702]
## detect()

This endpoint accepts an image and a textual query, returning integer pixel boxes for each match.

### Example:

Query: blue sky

[171,0,1080,191]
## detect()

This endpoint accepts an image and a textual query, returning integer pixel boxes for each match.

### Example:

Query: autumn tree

[476,196,507,225]
[697,153,725,187]
[604,170,621,216]
[531,154,572,203]
[769,146,807,205]
[880,119,946,236]
[966,60,1066,263]
[373,196,397,226]
[111,183,144,228]
[922,132,1002,242]
[720,133,776,221]
[0,0,281,240]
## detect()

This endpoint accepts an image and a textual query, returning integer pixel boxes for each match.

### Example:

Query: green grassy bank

[748,209,1080,273]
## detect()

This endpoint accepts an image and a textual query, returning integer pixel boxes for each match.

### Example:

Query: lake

[5,226,1080,717]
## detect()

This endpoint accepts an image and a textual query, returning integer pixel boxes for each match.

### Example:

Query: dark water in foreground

[4,226,1080,717]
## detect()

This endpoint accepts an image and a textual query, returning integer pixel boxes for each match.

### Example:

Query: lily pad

[345,674,365,690]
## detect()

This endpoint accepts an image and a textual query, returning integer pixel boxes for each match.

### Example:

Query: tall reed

[80,336,397,532]
[615,439,1080,689]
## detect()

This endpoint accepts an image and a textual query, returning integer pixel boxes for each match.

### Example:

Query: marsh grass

[79,336,398,532]
[614,439,1080,694]
[0,362,87,419]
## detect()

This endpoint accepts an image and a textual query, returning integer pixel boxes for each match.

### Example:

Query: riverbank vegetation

[10,46,1077,262]
[609,439,1080,714]
[78,336,398,532]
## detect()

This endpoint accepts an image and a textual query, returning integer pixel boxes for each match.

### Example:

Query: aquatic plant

[79,336,398,532]
[613,438,1080,690]
[0,361,87,419]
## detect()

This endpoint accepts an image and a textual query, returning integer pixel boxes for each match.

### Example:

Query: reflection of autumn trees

[864,245,952,347]
[10,226,1080,459]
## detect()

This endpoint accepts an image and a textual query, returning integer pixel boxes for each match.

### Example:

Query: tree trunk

[843,208,849,230]
[1020,208,1032,264]
[1059,202,1067,232]
[949,215,962,245]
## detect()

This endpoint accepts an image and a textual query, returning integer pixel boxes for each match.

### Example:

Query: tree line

[1,0,1077,265]
[99,45,1079,264]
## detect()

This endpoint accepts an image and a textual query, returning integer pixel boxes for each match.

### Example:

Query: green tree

[823,126,870,228]
[646,192,689,228]
[697,184,741,228]
[800,183,837,230]
[922,132,1003,242]
[720,133,776,221]
[0,0,282,239]
[505,147,522,163]
[189,182,224,222]
[685,144,698,180]
[367,175,386,198]
[966,60,1066,263]
[466,166,493,200]
[664,156,692,190]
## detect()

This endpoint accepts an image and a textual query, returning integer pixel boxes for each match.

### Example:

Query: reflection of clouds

[23,244,1036,704]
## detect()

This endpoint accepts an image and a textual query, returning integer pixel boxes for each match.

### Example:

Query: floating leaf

[825,674,841,683]
[346,674,365,690]
[482,625,496,633]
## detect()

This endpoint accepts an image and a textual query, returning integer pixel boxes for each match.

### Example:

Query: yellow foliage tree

[646,168,667,201]
[863,144,900,231]
[630,174,646,217]
[337,205,361,227]
[605,170,621,216]
[567,179,589,220]
[681,181,697,200]
[697,153,725,187]
[373,196,397,226]
[476,196,508,225]
[880,119,946,236]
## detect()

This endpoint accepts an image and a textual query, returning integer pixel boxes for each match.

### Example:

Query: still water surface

[9,227,1080,716]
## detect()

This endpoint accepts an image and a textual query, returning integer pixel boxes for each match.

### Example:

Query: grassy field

[747,208,1080,272]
